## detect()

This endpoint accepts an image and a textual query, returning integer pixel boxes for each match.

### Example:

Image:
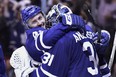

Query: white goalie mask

[46,3,73,28]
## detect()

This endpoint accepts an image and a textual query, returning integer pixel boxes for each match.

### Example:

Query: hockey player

[10,4,87,77]
[47,4,111,77]
[10,3,110,77]
[21,4,85,62]
[24,23,106,77]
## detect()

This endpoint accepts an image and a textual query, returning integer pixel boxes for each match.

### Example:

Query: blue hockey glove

[60,14,86,35]
[93,30,110,46]
[93,30,110,55]
[61,14,86,28]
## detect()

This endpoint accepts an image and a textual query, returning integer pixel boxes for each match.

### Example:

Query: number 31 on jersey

[42,52,54,66]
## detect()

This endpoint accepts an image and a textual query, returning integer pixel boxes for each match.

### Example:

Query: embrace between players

[10,3,111,77]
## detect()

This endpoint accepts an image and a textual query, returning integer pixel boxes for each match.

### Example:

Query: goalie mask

[46,3,73,28]
[21,5,45,29]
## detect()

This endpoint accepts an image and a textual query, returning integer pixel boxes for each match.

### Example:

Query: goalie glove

[10,46,41,77]
[93,30,110,55]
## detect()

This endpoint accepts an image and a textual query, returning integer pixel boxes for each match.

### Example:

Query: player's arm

[85,25,110,55]
[32,22,70,51]
[24,4,86,65]
[32,4,86,51]
[24,38,71,77]
[93,30,110,55]
[98,56,111,77]
[11,39,71,77]
[85,25,111,77]
[92,30,111,77]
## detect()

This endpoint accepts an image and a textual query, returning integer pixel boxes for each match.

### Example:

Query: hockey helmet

[21,5,42,28]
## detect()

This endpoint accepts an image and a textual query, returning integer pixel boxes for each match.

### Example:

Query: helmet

[57,3,72,15]
[21,5,42,27]
[46,3,72,20]
[46,3,72,28]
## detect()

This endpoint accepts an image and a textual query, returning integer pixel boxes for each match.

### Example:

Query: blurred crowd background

[0,0,115,77]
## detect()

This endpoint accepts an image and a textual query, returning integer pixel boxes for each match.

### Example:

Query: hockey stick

[82,4,102,43]
[108,32,116,69]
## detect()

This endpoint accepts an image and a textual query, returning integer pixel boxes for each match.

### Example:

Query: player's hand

[61,14,86,28]
[93,30,110,46]
[93,30,110,55]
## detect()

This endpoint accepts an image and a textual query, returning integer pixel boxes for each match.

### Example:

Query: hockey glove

[61,14,86,29]
[10,46,40,77]
[93,30,110,54]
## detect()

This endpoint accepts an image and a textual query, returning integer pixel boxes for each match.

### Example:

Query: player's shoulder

[26,27,45,35]
[64,31,76,39]
[59,31,80,44]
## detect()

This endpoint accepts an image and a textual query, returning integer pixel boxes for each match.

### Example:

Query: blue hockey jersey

[30,31,103,77]
[25,24,110,77]
[25,23,70,62]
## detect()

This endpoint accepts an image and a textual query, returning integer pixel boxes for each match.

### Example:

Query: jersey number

[83,42,98,75]
[42,52,54,66]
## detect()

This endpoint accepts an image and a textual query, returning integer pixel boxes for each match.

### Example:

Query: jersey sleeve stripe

[33,31,43,52]
[35,68,40,77]
[102,72,111,77]
[39,31,52,49]
[40,66,57,77]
